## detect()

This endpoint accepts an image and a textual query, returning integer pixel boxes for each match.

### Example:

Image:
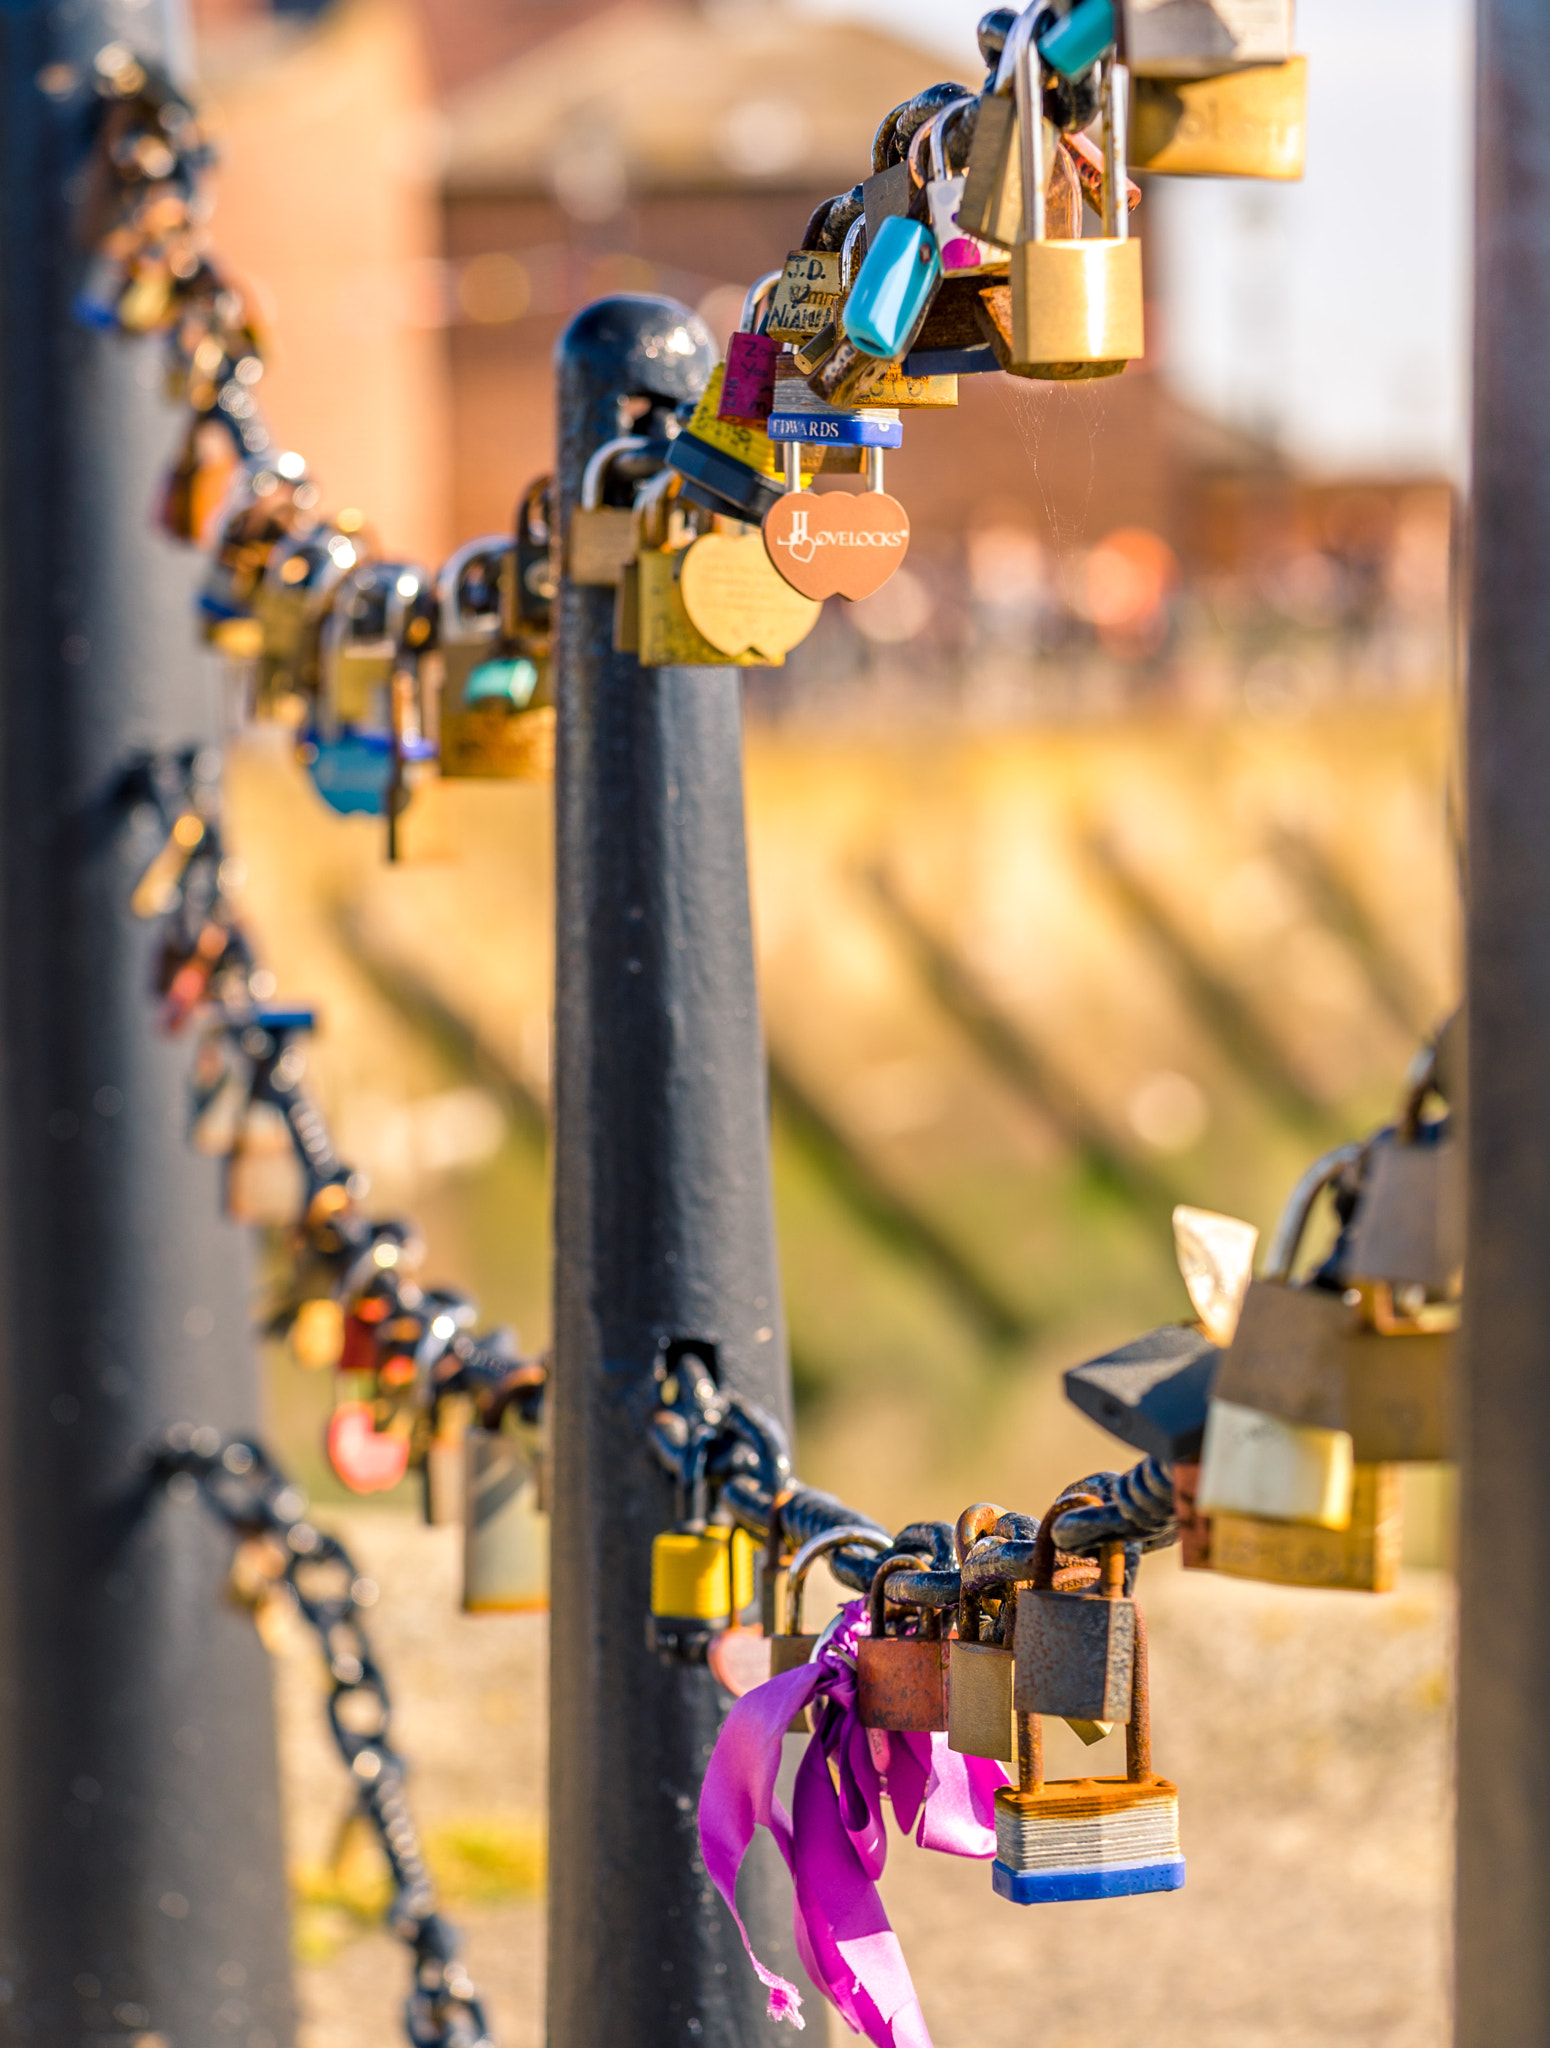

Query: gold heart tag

[678,534,821,661]
[762,489,911,602]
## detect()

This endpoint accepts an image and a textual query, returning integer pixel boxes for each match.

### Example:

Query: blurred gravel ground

[279,1512,1450,2048]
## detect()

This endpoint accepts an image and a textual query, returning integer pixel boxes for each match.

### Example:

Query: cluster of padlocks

[77,7,1468,2042]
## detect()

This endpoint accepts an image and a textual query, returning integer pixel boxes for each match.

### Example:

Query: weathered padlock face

[766,251,844,345]
[856,1637,949,1730]
[1014,1589,1135,1722]
[1196,1396,1355,1529]
[1063,1323,1220,1461]
[1208,1463,1402,1592]
[463,1426,549,1612]
[1343,1133,1464,1295]
[1122,0,1294,78]
[1129,60,1307,179]
[947,1639,1014,1758]
[992,1778,1185,1902]
[1011,238,1144,365]
[1214,1278,1455,1461]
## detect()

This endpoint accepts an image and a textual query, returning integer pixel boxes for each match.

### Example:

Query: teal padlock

[1038,0,1115,81]
[842,216,942,363]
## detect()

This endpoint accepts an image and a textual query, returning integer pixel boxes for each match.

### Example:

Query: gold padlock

[765,248,844,344]
[568,433,649,587]
[1196,1396,1356,1529]
[1129,60,1307,179]
[1122,0,1294,79]
[1206,1463,1403,1593]
[948,1503,1015,1761]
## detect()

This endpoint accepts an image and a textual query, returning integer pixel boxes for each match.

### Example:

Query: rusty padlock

[993,1601,1183,1903]
[1014,1523,1135,1727]
[856,1549,950,1731]
[772,1522,888,1735]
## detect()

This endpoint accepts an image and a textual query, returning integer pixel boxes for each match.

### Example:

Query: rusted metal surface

[1014,1587,1136,1722]
[858,1558,949,1730]
[1172,1461,1212,1570]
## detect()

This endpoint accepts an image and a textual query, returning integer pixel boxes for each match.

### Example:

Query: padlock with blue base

[993,1597,1183,1905]
[300,729,436,818]
[766,377,903,451]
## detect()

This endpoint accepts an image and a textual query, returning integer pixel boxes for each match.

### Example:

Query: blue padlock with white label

[842,215,943,364]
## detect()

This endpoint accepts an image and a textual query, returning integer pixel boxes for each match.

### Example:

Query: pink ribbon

[698,1601,1008,2044]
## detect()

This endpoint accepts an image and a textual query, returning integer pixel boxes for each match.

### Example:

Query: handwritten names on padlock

[678,534,820,661]
[766,250,843,342]
[762,488,911,602]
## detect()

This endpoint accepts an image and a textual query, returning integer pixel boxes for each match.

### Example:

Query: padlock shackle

[580,434,650,513]
[953,1501,1006,1564]
[1028,1484,1106,1589]
[786,1524,887,1634]
[1125,1603,1152,1783]
[840,214,868,293]
[993,0,1042,95]
[434,532,511,643]
[868,1550,931,1641]
[517,474,552,548]
[1263,1139,1365,1283]
[911,97,976,191]
[737,270,783,338]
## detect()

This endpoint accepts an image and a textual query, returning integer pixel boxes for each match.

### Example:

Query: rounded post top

[554,294,717,408]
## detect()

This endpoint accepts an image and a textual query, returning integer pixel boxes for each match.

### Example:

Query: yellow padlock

[1129,59,1307,180]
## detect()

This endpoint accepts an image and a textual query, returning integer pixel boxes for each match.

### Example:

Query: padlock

[843,215,944,363]
[1064,1322,1220,1463]
[159,410,243,547]
[856,1555,950,1731]
[948,1502,1015,1761]
[649,1522,738,1662]
[1207,1462,1403,1592]
[765,247,844,346]
[1121,0,1294,78]
[772,1523,889,1735]
[423,1392,472,1527]
[622,476,768,668]
[198,461,317,633]
[1009,43,1144,372]
[463,1419,550,1612]
[917,101,1008,280]
[440,485,555,782]
[1196,1396,1356,1528]
[1015,1532,1135,1725]
[1211,1127,1457,1463]
[304,559,437,825]
[251,523,360,721]
[1039,0,1117,82]
[763,443,910,605]
[992,1602,1183,1903]
[1129,60,1307,179]
[958,9,1082,249]
[718,272,783,427]
[666,361,788,525]
[567,434,650,586]
[225,1096,306,1226]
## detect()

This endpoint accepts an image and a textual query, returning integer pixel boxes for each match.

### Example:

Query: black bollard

[1456,0,1550,2039]
[548,296,802,2047]
[0,6,295,2043]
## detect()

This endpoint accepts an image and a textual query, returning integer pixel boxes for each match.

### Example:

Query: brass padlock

[463,1419,549,1612]
[250,522,359,721]
[948,1502,1015,1761]
[1014,1533,1135,1726]
[1207,1462,1403,1592]
[1196,1395,1356,1528]
[771,1522,888,1735]
[439,482,555,781]
[765,247,844,346]
[1129,60,1307,179]
[567,433,649,587]
[856,1555,949,1731]
[1010,45,1144,373]
[993,1600,1183,1903]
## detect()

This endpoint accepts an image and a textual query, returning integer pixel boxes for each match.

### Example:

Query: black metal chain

[147,1426,493,2048]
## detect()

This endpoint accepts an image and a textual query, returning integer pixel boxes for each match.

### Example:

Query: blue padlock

[1037,0,1115,81]
[842,216,942,364]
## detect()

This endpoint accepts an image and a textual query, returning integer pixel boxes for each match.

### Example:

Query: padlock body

[567,505,638,587]
[1014,1590,1135,1722]
[1215,1278,1455,1461]
[948,1640,1014,1759]
[1196,1396,1355,1527]
[1208,1462,1402,1591]
[772,1631,818,1734]
[1011,238,1144,366]
[423,1430,465,1527]
[992,1777,1184,1902]
[856,1636,949,1730]
[651,1529,732,1621]
[634,552,770,668]
[843,217,943,362]
[958,93,1023,248]
[441,696,554,782]
[766,250,843,344]
[719,330,780,426]
[1129,60,1307,178]
[1123,0,1294,78]
[1343,1133,1463,1294]
[464,1426,549,1612]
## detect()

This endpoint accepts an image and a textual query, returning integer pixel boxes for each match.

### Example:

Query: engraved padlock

[771,1523,888,1735]
[856,1552,950,1731]
[948,1502,1015,1760]
[718,271,783,427]
[1014,1529,1135,1726]
[993,1595,1183,1903]
[1009,33,1143,373]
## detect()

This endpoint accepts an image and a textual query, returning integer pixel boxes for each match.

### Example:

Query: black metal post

[1456,1,1550,2040]
[0,5,296,2042]
[549,296,801,2048]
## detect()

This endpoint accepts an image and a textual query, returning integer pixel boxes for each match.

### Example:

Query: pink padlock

[717,270,782,427]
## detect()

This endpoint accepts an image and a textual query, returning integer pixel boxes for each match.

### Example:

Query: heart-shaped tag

[762,490,911,602]
[326,1400,410,1494]
[678,534,821,661]
[706,1626,773,1698]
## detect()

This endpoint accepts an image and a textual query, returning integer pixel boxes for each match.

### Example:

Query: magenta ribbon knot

[697,1601,1007,2045]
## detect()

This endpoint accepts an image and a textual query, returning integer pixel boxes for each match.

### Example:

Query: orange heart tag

[762,489,911,602]
[677,533,821,662]
[326,1401,410,1494]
